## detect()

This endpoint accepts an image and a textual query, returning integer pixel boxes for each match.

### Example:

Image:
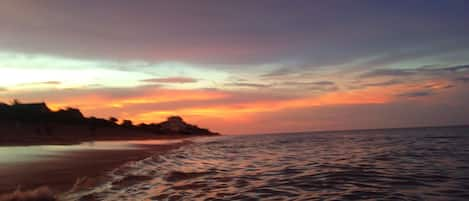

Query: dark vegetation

[0,100,218,144]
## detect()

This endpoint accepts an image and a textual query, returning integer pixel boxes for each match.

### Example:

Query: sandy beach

[0,141,188,197]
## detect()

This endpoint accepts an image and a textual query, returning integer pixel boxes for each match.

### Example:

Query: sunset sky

[1,1,468,134]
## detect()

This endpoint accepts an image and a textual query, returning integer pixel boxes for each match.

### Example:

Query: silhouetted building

[154,116,215,135]
[10,102,51,113]
[56,108,84,120]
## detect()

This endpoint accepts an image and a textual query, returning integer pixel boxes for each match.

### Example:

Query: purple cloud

[398,91,432,97]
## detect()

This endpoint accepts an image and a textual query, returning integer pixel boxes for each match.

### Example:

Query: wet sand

[0,142,188,196]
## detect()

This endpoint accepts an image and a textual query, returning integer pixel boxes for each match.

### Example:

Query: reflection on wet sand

[0,140,187,196]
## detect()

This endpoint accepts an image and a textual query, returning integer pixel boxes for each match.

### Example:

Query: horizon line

[233,124,469,136]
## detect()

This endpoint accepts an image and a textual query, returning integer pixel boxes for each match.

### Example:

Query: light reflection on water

[0,140,183,164]
[67,127,469,201]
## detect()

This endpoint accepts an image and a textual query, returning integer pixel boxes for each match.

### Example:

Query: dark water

[67,126,469,201]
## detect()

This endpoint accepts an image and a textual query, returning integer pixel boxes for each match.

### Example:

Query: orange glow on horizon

[129,87,397,125]
[26,79,453,134]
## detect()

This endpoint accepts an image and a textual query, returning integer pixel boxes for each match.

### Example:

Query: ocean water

[67,126,469,201]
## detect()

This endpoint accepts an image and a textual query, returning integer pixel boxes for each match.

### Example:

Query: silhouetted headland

[0,100,219,146]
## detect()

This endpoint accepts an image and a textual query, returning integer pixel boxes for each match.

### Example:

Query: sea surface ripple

[68,126,469,201]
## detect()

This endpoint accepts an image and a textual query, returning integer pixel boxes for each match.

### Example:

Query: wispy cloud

[16,81,62,87]
[360,69,416,78]
[261,68,295,77]
[225,82,272,88]
[141,77,198,84]
[398,90,432,97]
[40,81,61,85]
[360,64,469,78]
[422,64,469,73]
[455,77,469,83]
[360,80,403,87]
[280,81,338,92]
[423,82,454,89]
[282,81,335,86]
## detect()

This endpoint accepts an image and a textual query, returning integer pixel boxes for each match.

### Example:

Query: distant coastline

[0,100,219,146]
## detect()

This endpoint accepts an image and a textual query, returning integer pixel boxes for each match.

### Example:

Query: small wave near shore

[67,127,469,201]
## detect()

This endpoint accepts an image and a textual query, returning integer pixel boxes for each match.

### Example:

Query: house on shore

[9,102,51,113]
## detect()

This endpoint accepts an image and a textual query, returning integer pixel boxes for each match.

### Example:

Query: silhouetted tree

[122,120,133,127]
[88,116,98,136]
[12,99,21,105]
[109,117,118,124]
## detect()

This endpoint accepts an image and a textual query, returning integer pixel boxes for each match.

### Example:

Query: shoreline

[0,140,190,197]
[0,123,217,147]
[0,133,206,147]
